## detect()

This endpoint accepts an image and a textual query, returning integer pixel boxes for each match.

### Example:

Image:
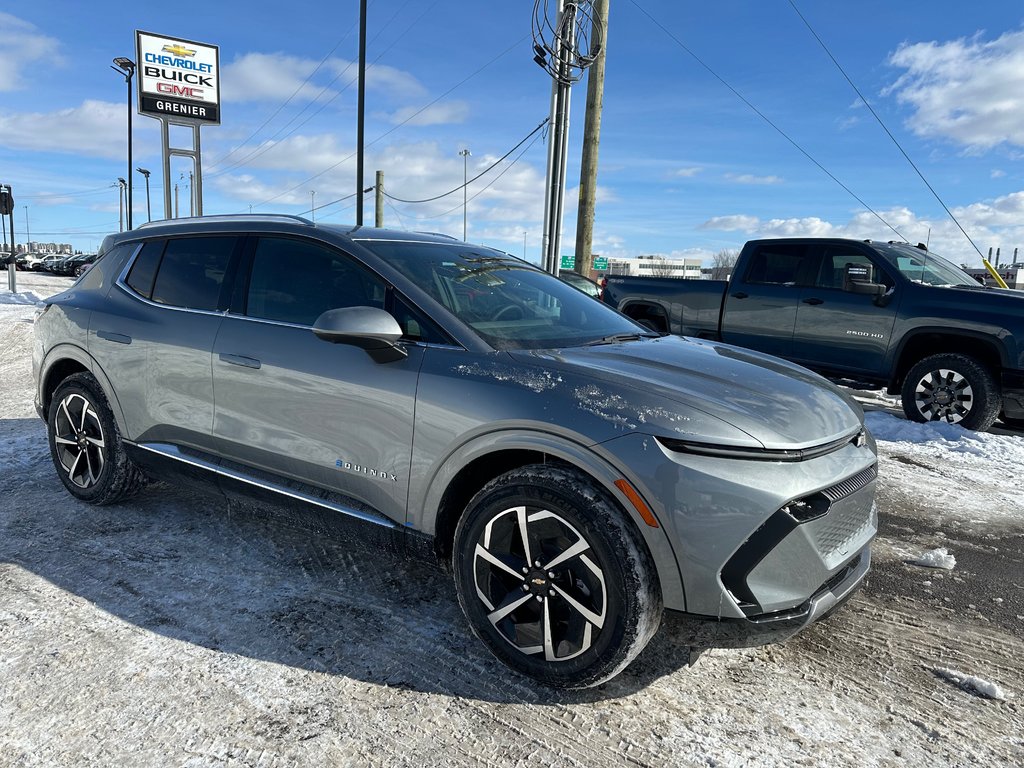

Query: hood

[513,335,863,450]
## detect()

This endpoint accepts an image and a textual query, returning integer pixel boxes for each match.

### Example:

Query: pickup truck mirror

[844,263,886,297]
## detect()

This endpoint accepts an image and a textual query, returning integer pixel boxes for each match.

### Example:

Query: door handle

[219,353,261,370]
[731,292,749,299]
[802,297,824,305]
[97,330,131,344]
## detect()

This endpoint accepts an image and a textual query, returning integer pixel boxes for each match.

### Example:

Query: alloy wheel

[914,368,973,423]
[472,505,607,662]
[53,392,106,488]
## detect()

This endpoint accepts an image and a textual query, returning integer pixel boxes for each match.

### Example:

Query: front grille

[822,464,877,503]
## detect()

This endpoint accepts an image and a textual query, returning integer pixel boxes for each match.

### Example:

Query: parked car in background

[558,270,602,299]
[33,216,877,688]
[52,253,96,276]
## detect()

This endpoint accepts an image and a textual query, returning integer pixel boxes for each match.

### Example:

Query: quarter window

[124,240,165,299]
[245,237,385,325]
[151,237,236,311]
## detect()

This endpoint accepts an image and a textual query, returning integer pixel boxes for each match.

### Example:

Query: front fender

[413,428,687,612]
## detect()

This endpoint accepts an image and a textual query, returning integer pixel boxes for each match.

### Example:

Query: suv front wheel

[453,465,662,689]
[47,372,146,504]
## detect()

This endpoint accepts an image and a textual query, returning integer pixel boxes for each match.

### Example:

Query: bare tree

[709,249,739,280]
[647,255,675,277]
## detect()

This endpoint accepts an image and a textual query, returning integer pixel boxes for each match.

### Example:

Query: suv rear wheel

[453,465,662,689]
[47,372,146,504]
[900,353,1000,432]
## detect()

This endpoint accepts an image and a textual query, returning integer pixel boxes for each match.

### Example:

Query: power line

[252,33,530,209]
[208,0,440,180]
[384,118,549,203]
[787,0,983,257]
[385,124,548,218]
[629,0,906,242]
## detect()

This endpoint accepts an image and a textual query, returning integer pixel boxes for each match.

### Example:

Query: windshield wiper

[585,333,646,346]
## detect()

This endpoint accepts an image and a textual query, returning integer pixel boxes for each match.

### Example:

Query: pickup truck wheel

[900,353,1000,432]
[453,465,662,689]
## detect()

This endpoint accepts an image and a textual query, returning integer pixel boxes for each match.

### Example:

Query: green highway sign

[592,256,608,270]
[560,254,575,269]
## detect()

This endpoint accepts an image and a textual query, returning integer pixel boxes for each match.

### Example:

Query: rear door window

[742,244,817,286]
[151,237,238,311]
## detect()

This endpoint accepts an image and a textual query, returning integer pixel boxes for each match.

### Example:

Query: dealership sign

[136,30,220,124]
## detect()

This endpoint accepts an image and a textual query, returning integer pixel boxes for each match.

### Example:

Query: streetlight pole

[459,148,471,241]
[136,168,151,222]
[117,179,126,232]
[23,205,29,249]
[111,57,135,230]
[311,190,316,224]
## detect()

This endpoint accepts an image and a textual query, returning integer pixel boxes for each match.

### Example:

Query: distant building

[606,255,705,279]
[963,266,1024,289]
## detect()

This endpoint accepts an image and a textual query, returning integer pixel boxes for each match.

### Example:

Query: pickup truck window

[876,244,977,287]
[743,244,815,286]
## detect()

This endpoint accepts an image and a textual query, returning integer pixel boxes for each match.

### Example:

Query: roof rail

[136,213,314,230]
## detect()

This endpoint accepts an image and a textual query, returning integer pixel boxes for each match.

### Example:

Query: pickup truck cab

[603,238,1024,432]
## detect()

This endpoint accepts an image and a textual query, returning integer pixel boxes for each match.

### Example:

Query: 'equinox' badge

[335,459,398,482]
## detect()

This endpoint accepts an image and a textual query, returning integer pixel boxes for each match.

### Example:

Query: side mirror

[312,306,408,363]
[844,263,886,297]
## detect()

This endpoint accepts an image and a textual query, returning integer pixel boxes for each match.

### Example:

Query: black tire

[900,353,1000,432]
[47,372,146,505]
[453,464,662,689]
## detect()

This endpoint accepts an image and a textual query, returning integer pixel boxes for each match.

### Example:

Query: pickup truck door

[721,242,817,359]
[791,244,899,376]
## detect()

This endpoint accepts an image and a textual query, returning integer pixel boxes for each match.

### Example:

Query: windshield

[876,244,979,287]
[362,241,645,350]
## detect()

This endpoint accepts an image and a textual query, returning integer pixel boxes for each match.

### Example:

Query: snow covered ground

[1,273,1022,766]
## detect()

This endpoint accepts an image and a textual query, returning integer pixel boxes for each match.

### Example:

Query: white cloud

[886,29,1024,150]
[700,215,761,232]
[222,53,426,105]
[222,53,338,104]
[725,173,783,185]
[387,101,470,127]
[0,13,61,92]
[698,194,1024,268]
[991,169,1007,179]
[674,167,702,178]
[0,100,154,159]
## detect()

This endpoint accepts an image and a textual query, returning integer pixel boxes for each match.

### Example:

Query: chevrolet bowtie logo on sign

[161,43,197,58]
[136,30,221,124]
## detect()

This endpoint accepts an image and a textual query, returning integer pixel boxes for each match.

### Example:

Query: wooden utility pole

[375,170,384,228]
[574,0,608,277]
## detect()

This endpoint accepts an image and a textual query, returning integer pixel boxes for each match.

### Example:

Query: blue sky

[2,1,1023,265]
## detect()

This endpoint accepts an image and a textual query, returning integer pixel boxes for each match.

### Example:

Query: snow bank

[865,411,1024,462]
[0,290,43,306]
[932,667,1008,700]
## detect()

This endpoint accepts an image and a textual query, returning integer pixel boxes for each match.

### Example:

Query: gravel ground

[2,273,1021,766]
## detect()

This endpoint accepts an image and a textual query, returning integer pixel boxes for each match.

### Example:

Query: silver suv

[33,215,877,688]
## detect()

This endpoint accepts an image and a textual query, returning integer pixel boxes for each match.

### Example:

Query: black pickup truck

[602,237,1024,432]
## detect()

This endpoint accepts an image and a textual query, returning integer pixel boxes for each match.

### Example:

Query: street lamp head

[117,177,126,187]
[136,167,150,178]
[112,57,136,75]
